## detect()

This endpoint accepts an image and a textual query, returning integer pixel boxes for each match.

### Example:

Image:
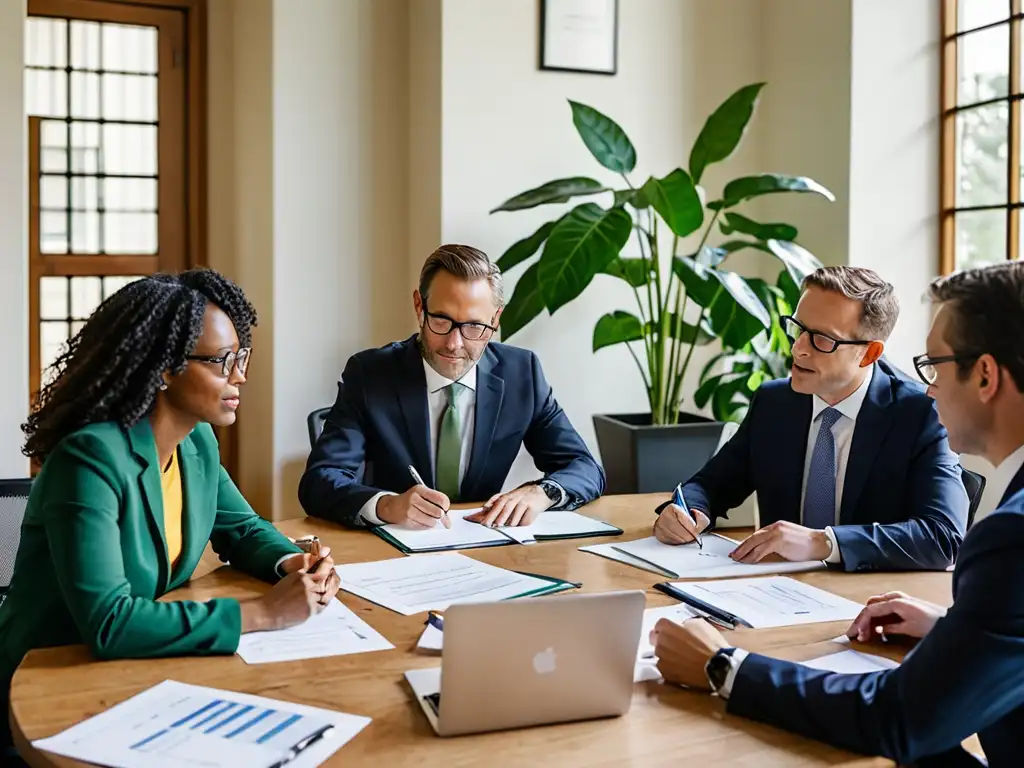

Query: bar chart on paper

[33,680,371,768]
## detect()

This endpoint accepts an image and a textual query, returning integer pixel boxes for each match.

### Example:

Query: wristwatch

[705,647,737,693]
[534,479,562,504]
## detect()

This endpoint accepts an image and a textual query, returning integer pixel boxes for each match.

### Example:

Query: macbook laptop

[404,589,645,736]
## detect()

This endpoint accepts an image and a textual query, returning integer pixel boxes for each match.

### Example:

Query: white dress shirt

[359,360,478,524]
[986,443,1024,509]
[799,366,874,564]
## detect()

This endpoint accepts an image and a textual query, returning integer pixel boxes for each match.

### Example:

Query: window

[941,0,1022,273]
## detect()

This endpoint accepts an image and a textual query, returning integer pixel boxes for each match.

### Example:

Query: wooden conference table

[10,493,962,767]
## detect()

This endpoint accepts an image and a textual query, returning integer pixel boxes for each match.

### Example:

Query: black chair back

[0,479,33,600]
[961,467,987,530]
[307,407,331,449]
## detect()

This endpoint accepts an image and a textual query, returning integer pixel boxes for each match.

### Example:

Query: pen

[672,483,703,550]
[653,582,752,629]
[426,610,445,631]
[266,724,335,768]
[408,464,451,526]
[653,582,735,630]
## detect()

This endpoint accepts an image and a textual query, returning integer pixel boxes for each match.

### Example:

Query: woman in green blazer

[0,269,340,757]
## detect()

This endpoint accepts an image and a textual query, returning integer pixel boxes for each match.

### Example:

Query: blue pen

[426,611,445,631]
[672,483,703,550]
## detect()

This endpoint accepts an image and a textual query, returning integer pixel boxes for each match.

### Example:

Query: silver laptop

[404,590,645,736]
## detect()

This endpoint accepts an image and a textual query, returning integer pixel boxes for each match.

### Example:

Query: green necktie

[436,383,467,500]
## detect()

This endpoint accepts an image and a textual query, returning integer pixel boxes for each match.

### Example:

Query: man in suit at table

[298,244,604,529]
[654,265,968,572]
[650,262,1024,767]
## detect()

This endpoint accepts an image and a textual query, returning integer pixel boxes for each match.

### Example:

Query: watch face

[538,481,559,501]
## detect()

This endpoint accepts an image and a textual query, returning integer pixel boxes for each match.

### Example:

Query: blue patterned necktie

[803,407,843,529]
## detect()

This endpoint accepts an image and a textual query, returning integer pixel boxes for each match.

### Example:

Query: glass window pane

[40,321,70,381]
[70,277,102,319]
[24,68,67,118]
[102,275,143,299]
[71,321,86,336]
[40,120,68,172]
[104,178,157,211]
[956,103,1009,207]
[40,277,68,321]
[958,25,1009,106]
[40,176,67,210]
[102,124,157,175]
[70,21,100,70]
[40,211,67,254]
[104,212,157,254]
[956,209,1007,270]
[25,18,67,68]
[101,73,157,122]
[70,121,101,173]
[103,23,158,74]
[71,177,99,212]
[70,71,100,119]
[958,0,1010,33]
[70,212,100,253]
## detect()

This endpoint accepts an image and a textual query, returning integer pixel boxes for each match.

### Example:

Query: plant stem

[625,341,651,392]
[618,173,657,411]
[636,219,659,417]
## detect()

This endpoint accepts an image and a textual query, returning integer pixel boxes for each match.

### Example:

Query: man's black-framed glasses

[187,347,252,377]
[780,316,872,354]
[912,353,981,386]
[422,301,497,341]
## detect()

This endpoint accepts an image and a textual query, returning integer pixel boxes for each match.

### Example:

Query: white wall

[0,0,28,477]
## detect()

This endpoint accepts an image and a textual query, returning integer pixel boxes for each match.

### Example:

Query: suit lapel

[126,419,171,592]
[999,463,1024,507]
[840,366,895,524]
[169,434,207,588]
[777,389,812,523]
[396,337,434,485]
[461,349,504,502]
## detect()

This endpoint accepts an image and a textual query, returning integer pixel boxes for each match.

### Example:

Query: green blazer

[0,418,300,729]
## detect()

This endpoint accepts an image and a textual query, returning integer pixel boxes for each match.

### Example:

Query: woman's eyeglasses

[187,347,252,377]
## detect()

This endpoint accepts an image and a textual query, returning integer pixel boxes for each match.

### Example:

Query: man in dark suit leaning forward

[655,266,968,572]
[650,262,1024,767]
[299,244,604,529]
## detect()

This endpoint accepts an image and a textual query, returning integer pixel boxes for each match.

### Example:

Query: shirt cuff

[824,526,842,564]
[713,648,749,700]
[360,490,397,526]
[547,480,567,509]
[274,553,295,578]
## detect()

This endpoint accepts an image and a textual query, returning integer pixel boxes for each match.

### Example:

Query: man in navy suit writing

[655,266,968,572]
[651,262,1024,766]
[299,244,604,529]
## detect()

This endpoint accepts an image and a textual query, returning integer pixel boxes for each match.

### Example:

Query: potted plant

[491,83,832,493]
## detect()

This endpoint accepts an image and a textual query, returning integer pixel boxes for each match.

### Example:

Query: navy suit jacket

[726,463,1024,767]
[298,336,605,527]
[677,359,968,571]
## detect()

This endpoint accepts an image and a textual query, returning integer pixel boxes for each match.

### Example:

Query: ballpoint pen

[426,610,445,631]
[408,464,451,526]
[672,483,703,549]
[266,724,335,768]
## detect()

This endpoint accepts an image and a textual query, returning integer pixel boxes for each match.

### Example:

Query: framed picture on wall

[539,0,618,75]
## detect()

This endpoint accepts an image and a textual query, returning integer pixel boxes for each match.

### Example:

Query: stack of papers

[636,604,700,658]
[33,679,370,768]
[595,534,826,579]
[236,600,393,664]
[494,512,620,544]
[801,649,899,674]
[335,553,573,615]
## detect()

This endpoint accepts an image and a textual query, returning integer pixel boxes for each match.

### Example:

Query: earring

[160,383,168,391]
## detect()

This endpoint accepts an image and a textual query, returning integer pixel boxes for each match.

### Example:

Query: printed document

[611,534,825,579]
[801,649,899,674]
[495,512,619,544]
[376,507,512,551]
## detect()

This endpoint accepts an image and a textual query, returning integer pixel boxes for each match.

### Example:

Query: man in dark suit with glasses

[653,266,968,572]
[299,244,604,529]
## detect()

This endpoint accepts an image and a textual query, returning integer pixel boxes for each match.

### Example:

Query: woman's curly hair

[22,268,257,462]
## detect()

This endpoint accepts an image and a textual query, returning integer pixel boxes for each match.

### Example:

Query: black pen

[266,723,335,768]
[653,582,752,629]
[408,464,450,526]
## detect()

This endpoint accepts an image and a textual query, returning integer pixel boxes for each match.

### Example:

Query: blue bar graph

[204,704,254,734]
[170,699,223,728]
[224,709,275,739]
[191,702,235,730]
[129,728,169,750]
[256,713,302,744]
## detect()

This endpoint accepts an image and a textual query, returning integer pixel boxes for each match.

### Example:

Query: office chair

[307,407,331,449]
[0,478,33,606]
[961,467,986,530]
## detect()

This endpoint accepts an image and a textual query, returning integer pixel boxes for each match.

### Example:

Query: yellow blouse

[161,449,183,568]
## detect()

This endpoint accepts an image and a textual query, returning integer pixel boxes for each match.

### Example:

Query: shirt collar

[422,357,477,394]
[989,443,1024,506]
[811,364,874,423]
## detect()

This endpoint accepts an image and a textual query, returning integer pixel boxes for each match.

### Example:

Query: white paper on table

[496,512,620,544]
[335,552,558,615]
[801,649,899,674]
[32,679,370,768]
[666,577,863,629]
[236,600,393,664]
[416,622,444,653]
[578,542,676,576]
[611,534,826,579]
[377,507,515,551]
[635,604,701,659]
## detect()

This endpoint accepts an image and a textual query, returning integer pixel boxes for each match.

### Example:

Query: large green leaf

[689,82,765,183]
[719,239,772,256]
[777,268,802,309]
[746,277,785,319]
[496,220,558,273]
[641,169,703,237]
[601,257,650,287]
[766,239,822,286]
[711,374,752,422]
[593,310,644,351]
[569,100,637,173]
[721,174,836,208]
[696,245,728,267]
[491,178,608,213]
[672,256,720,307]
[658,313,714,345]
[694,372,729,409]
[613,187,651,209]
[708,272,772,348]
[538,203,633,313]
[719,212,798,241]
[498,262,545,340]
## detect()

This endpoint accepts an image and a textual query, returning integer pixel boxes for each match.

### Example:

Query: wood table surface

[10,493,962,767]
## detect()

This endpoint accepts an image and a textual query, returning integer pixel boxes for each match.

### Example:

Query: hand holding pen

[653,483,708,548]
[373,466,452,529]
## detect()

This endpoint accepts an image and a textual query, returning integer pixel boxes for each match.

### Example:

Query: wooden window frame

[940,0,1023,274]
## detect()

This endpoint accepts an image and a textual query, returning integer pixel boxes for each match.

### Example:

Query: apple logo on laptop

[532,647,557,675]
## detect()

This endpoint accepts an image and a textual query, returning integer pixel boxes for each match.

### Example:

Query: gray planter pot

[592,412,726,495]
